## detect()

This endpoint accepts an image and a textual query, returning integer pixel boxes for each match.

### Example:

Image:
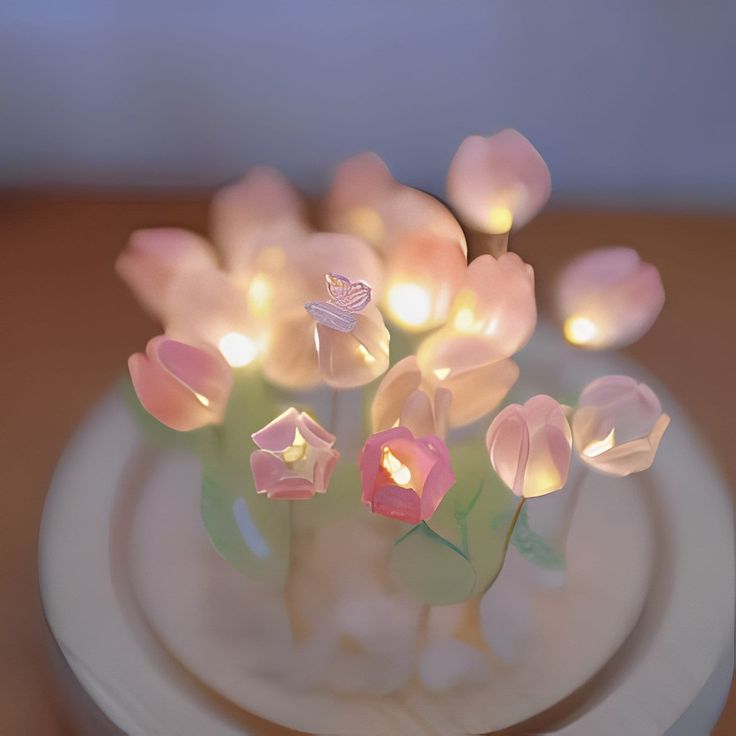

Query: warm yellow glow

[487,205,513,234]
[256,245,286,270]
[433,367,451,381]
[193,392,210,407]
[526,468,562,497]
[218,332,258,367]
[564,316,598,346]
[453,306,477,333]
[583,428,616,458]
[247,273,272,316]
[282,429,308,464]
[356,343,376,364]
[386,283,432,330]
[381,447,413,488]
[347,206,385,244]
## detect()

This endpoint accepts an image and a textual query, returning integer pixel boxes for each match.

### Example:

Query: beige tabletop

[1,194,733,734]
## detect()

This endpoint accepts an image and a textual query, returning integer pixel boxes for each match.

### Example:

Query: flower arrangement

[118,129,669,691]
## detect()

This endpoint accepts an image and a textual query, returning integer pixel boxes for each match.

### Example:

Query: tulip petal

[371,356,422,432]
[252,407,300,452]
[486,395,572,498]
[383,232,467,331]
[128,336,232,431]
[447,128,551,233]
[418,331,519,427]
[164,267,254,349]
[399,390,436,438]
[446,253,537,358]
[371,484,422,524]
[316,305,390,389]
[556,247,665,349]
[116,228,218,320]
[324,152,467,256]
[572,375,670,477]
[294,232,385,303]
[211,166,308,275]
[261,311,321,390]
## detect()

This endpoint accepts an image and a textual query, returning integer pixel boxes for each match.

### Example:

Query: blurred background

[2,0,736,207]
[2,1,735,734]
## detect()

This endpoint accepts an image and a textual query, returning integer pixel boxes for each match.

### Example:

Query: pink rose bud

[572,375,670,477]
[486,395,572,498]
[556,246,665,349]
[359,427,455,524]
[250,408,340,500]
[446,129,551,234]
[128,336,233,431]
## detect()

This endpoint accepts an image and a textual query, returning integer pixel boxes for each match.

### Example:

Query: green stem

[329,388,339,435]
[480,496,526,596]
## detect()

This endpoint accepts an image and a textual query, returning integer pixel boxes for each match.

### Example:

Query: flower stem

[480,496,525,596]
[329,388,339,435]
[284,500,305,644]
[470,229,510,260]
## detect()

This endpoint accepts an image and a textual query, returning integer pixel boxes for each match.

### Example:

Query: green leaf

[200,368,292,582]
[390,522,476,605]
[511,506,566,570]
[201,450,291,583]
[426,439,518,597]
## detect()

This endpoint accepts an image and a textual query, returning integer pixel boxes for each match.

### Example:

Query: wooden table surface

[1,193,734,734]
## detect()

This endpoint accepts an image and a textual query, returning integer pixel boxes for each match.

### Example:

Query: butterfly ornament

[304,273,372,333]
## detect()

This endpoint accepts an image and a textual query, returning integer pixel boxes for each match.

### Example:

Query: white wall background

[1,1,735,209]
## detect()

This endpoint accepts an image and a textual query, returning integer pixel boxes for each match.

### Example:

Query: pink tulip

[486,395,572,498]
[371,356,452,438]
[116,228,217,321]
[416,332,520,427]
[382,232,467,332]
[315,304,391,389]
[323,152,467,255]
[250,408,340,500]
[572,376,670,476]
[128,336,233,431]
[359,427,455,524]
[211,166,309,276]
[556,247,665,349]
[443,253,537,358]
[446,129,551,233]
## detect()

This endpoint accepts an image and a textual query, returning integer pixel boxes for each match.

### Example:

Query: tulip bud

[486,395,572,498]
[572,375,670,476]
[556,247,665,349]
[446,129,551,234]
[128,336,232,431]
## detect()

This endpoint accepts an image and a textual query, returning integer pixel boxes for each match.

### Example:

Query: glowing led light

[247,274,272,315]
[487,205,513,234]
[386,283,432,330]
[381,447,413,488]
[583,428,616,458]
[193,392,210,407]
[356,344,376,364]
[218,332,258,367]
[564,316,598,346]
[433,367,451,381]
[453,306,477,333]
[281,429,308,464]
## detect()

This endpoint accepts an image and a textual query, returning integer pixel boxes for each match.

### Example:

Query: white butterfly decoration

[304,273,372,333]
